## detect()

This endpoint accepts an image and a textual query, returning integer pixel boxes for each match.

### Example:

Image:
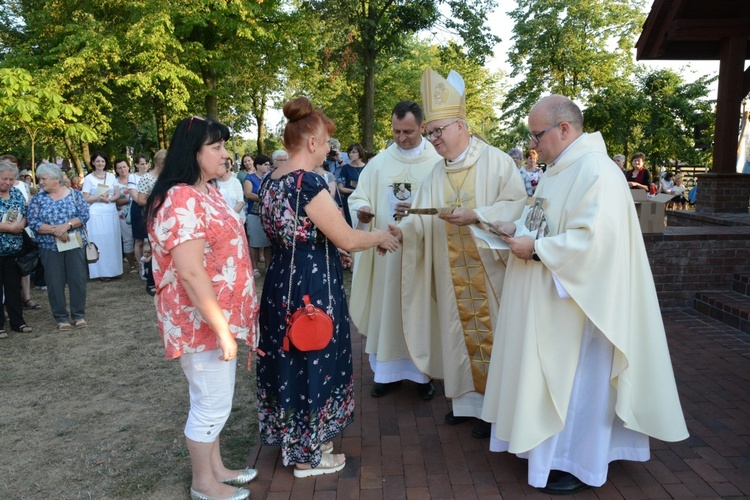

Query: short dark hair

[392,101,424,125]
[134,154,149,164]
[254,154,272,166]
[146,116,230,222]
[347,143,366,159]
[113,157,130,171]
[632,152,646,163]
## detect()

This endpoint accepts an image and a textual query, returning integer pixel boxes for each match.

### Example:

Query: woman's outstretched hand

[376,228,400,256]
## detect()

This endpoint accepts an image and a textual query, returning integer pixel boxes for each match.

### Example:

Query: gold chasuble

[444,167,492,394]
[400,137,527,404]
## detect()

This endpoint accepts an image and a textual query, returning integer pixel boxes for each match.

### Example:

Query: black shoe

[370,382,390,397]
[471,420,491,439]
[444,411,471,425]
[370,381,400,397]
[540,471,590,496]
[416,380,435,400]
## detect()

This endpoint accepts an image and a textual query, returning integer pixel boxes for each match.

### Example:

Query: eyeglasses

[187,115,206,132]
[275,158,287,162]
[425,120,459,141]
[528,122,561,145]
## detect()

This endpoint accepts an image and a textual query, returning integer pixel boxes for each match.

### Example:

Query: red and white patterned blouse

[149,183,258,360]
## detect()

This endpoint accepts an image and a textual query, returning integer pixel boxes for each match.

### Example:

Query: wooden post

[713,37,746,174]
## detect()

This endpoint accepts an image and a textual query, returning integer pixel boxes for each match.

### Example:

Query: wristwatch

[68,221,73,230]
[531,241,541,262]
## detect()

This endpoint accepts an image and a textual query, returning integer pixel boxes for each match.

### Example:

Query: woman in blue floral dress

[256,97,399,478]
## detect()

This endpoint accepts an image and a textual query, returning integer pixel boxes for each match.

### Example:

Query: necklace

[447,167,473,208]
[93,171,107,180]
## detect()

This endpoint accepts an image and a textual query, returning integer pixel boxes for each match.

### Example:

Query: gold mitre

[420,68,467,123]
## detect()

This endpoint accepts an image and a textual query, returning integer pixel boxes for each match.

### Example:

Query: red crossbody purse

[282,173,334,352]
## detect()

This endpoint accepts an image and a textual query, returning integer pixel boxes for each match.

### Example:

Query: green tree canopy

[585,68,716,171]
[305,0,499,151]
[503,0,646,121]
[0,67,97,177]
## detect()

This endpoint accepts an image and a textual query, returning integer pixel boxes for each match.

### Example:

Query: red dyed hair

[282,97,336,153]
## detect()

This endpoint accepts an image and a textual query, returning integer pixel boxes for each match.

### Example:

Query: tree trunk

[256,105,267,155]
[362,47,376,152]
[81,142,91,174]
[251,90,267,155]
[154,98,167,150]
[63,135,83,176]
[202,66,219,121]
[27,127,36,183]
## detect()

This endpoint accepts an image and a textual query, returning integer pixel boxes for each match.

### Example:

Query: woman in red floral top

[146,116,259,500]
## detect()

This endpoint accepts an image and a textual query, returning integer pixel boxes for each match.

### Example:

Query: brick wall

[696,173,750,213]
[643,226,750,309]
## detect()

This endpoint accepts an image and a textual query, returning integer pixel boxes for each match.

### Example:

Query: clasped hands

[51,222,72,241]
[357,205,402,256]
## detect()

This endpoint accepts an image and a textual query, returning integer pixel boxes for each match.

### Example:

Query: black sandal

[14,325,32,333]
[23,299,41,310]
[146,286,156,297]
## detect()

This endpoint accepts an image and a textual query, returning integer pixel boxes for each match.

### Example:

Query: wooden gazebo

[636,0,750,213]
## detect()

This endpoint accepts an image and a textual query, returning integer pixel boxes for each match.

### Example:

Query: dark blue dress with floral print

[257,170,354,467]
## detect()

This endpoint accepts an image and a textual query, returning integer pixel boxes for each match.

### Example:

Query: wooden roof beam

[636,0,683,60]
[669,19,750,41]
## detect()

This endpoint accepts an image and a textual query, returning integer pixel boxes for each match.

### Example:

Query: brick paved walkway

[246,309,750,499]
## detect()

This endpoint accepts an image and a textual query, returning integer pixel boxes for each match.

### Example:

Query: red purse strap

[284,172,333,321]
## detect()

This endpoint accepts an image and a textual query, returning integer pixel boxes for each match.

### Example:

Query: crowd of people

[3,68,694,500]
[509,140,694,211]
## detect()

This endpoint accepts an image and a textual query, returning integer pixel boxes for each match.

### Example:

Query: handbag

[16,230,39,276]
[86,241,100,263]
[282,172,334,352]
[81,225,100,263]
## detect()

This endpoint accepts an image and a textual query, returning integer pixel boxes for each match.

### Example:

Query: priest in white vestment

[390,69,527,438]
[483,95,689,494]
[348,101,441,399]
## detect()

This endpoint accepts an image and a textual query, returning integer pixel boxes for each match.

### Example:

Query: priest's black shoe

[370,383,389,397]
[416,380,435,400]
[370,381,400,397]
[444,411,471,425]
[471,420,491,439]
[540,471,590,496]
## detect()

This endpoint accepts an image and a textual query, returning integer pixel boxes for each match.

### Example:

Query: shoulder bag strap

[284,172,333,324]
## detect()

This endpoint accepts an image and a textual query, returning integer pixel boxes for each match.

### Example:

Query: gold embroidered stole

[445,167,492,394]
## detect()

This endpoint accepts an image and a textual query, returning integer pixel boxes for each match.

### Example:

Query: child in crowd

[141,240,155,296]
[520,149,543,196]
[660,172,675,194]
[670,174,688,209]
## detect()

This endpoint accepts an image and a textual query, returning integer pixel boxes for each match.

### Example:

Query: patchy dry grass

[0,271,258,499]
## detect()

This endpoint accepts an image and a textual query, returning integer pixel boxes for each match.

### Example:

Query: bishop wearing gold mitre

[389,68,527,437]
